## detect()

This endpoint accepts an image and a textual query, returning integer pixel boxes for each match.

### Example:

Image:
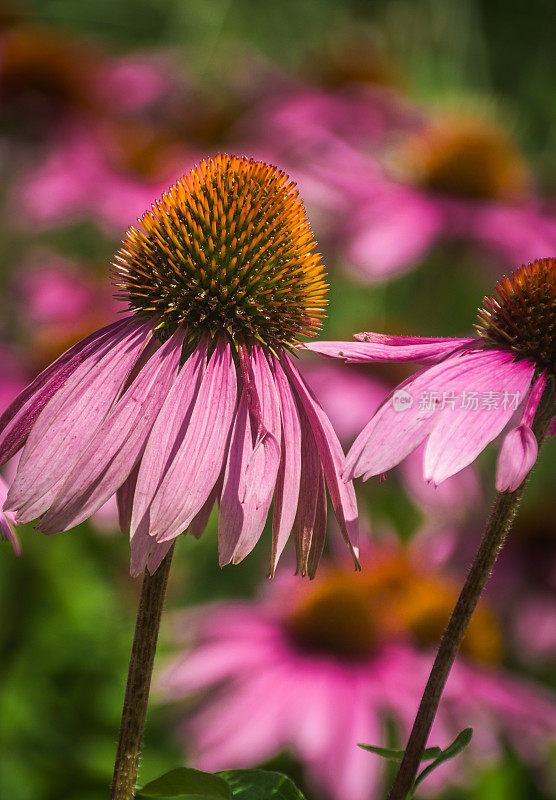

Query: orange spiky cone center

[476,258,556,374]
[113,154,328,348]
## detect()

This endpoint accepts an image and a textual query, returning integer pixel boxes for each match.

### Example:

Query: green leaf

[137,767,233,799]
[357,743,442,762]
[412,728,473,795]
[217,769,306,799]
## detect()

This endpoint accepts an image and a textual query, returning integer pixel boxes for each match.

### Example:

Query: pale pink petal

[130,339,208,544]
[241,347,281,511]
[424,351,535,484]
[7,318,152,523]
[218,393,255,566]
[38,330,185,533]
[303,335,472,365]
[148,339,237,542]
[281,352,359,566]
[0,319,128,467]
[270,355,302,574]
[0,476,20,556]
[344,348,534,483]
[130,528,173,577]
[496,425,538,492]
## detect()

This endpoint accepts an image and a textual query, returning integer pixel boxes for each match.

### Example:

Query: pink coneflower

[160,548,556,800]
[305,258,555,490]
[0,154,358,576]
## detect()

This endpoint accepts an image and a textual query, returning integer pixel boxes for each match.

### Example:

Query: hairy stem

[111,544,175,800]
[388,379,555,800]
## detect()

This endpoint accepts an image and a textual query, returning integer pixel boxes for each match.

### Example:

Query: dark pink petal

[424,351,535,484]
[188,477,222,540]
[495,425,538,492]
[7,318,152,523]
[302,335,472,365]
[549,418,556,437]
[519,371,547,427]
[117,463,140,533]
[290,415,322,576]
[281,352,359,567]
[270,354,302,576]
[148,338,237,542]
[38,330,185,533]
[307,470,327,579]
[0,319,128,467]
[130,339,208,543]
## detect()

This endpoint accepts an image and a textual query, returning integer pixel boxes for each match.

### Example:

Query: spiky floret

[113,154,328,349]
[476,258,556,374]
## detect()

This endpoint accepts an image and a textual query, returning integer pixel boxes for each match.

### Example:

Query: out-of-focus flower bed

[0,2,554,799]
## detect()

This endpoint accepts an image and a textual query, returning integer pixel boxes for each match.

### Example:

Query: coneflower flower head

[305,258,555,491]
[476,258,555,374]
[114,155,328,349]
[0,155,358,576]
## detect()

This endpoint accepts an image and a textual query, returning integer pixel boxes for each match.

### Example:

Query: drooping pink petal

[241,347,281,511]
[424,351,536,484]
[290,414,321,576]
[218,393,256,565]
[281,352,359,566]
[343,348,534,483]
[130,524,173,577]
[218,349,281,566]
[7,318,153,523]
[148,338,237,542]
[302,334,473,365]
[130,338,208,544]
[270,354,302,575]
[38,330,185,533]
[495,425,539,492]
[493,371,547,493]
[117,463,139,533]
[0,319,128,467]
[0,476,20,556]
[307,469,327,579]
[519,371,547,427]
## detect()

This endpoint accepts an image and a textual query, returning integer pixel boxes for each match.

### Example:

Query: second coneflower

[0,154,358,577]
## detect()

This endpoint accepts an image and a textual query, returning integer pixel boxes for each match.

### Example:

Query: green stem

[387,378,556,800]
[110,544,175,800]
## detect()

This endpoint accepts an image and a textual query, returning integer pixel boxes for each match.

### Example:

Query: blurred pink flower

[17,124,197,231]
[15,253,120,364]
[160,549,556,800]
[241,86,556,281]
[306,259,555,488]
